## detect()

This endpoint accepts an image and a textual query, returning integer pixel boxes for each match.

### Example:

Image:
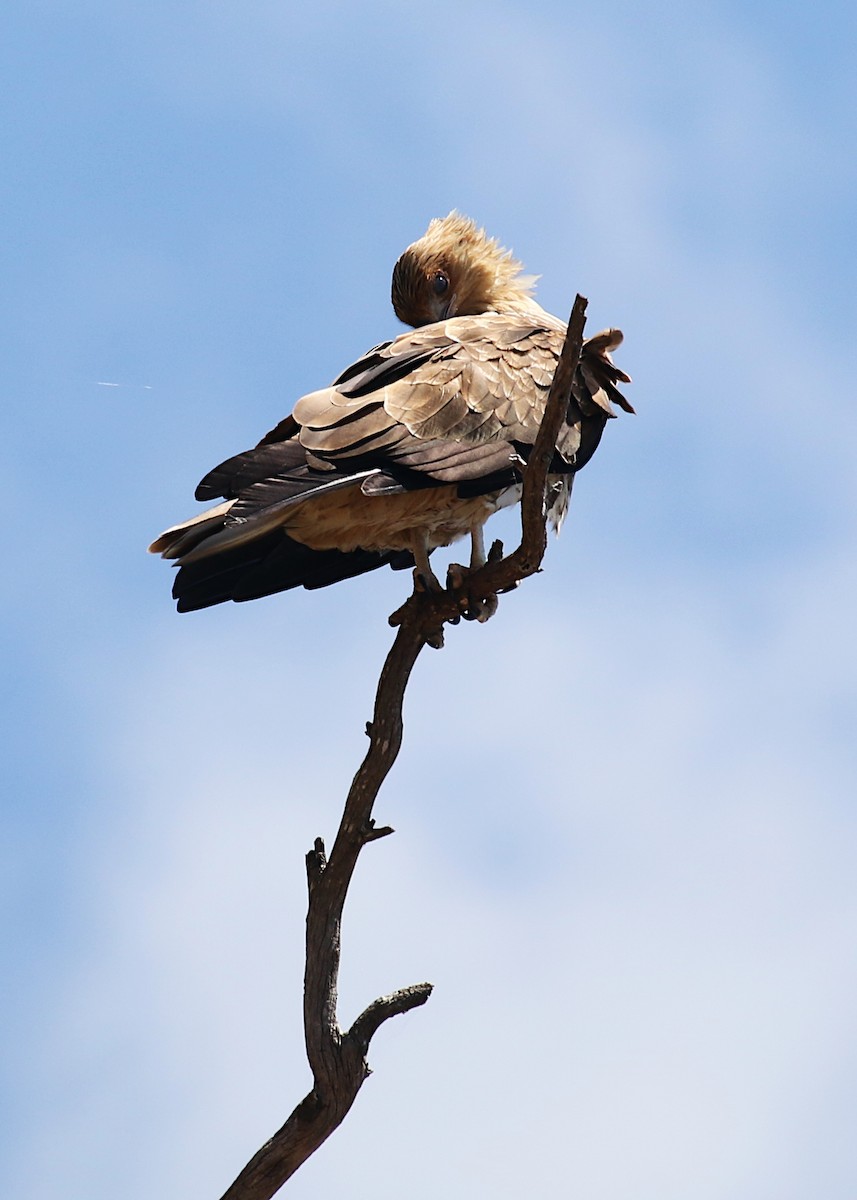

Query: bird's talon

[460,593,499,622]
[477,594,499,622]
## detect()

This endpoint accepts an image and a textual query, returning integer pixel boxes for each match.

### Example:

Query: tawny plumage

[149,213,633,612]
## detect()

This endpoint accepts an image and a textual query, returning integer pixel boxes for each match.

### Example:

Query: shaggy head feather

[391,212,540,327]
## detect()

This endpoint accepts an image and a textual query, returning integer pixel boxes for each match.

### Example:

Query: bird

[149,213,632,612]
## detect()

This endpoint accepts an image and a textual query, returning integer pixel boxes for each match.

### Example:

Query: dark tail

[170,530,409,612]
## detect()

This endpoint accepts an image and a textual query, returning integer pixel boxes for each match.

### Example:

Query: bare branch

[218,295,589,1199]
[348,983,435,1052]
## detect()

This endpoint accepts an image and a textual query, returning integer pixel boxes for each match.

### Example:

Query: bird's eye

[432,271,449,296]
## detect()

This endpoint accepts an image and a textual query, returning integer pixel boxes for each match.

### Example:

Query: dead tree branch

[218,295,588,1199]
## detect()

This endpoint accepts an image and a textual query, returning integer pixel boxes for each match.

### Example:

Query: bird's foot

[466,593,499,623]
[446,562,499,624]
[413,565,443,593]
[446,562,469,592]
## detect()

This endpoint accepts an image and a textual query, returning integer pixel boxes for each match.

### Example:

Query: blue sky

[2,2,856,1196]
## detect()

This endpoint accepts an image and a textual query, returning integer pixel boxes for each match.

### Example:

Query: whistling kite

[149,214,632,611]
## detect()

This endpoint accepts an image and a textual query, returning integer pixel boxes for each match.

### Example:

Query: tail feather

[147,501,234,558]
[171,530,400,612]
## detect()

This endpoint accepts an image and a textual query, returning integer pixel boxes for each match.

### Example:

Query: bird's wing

[167,314,632,534]
[291,314,632,483]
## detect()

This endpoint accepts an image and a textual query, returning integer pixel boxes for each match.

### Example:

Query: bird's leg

[447,522,499,623]
[411,530,442,592]
[447,523,487,589]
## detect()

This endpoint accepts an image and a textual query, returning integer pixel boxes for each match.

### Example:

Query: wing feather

[294,316,631,468]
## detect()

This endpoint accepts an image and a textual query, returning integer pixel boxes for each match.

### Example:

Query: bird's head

[391,212,539,327]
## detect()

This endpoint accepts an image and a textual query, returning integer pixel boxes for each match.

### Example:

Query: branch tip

[348,982,435,1050]
[305,837,327,888]
[363,823,395,843]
